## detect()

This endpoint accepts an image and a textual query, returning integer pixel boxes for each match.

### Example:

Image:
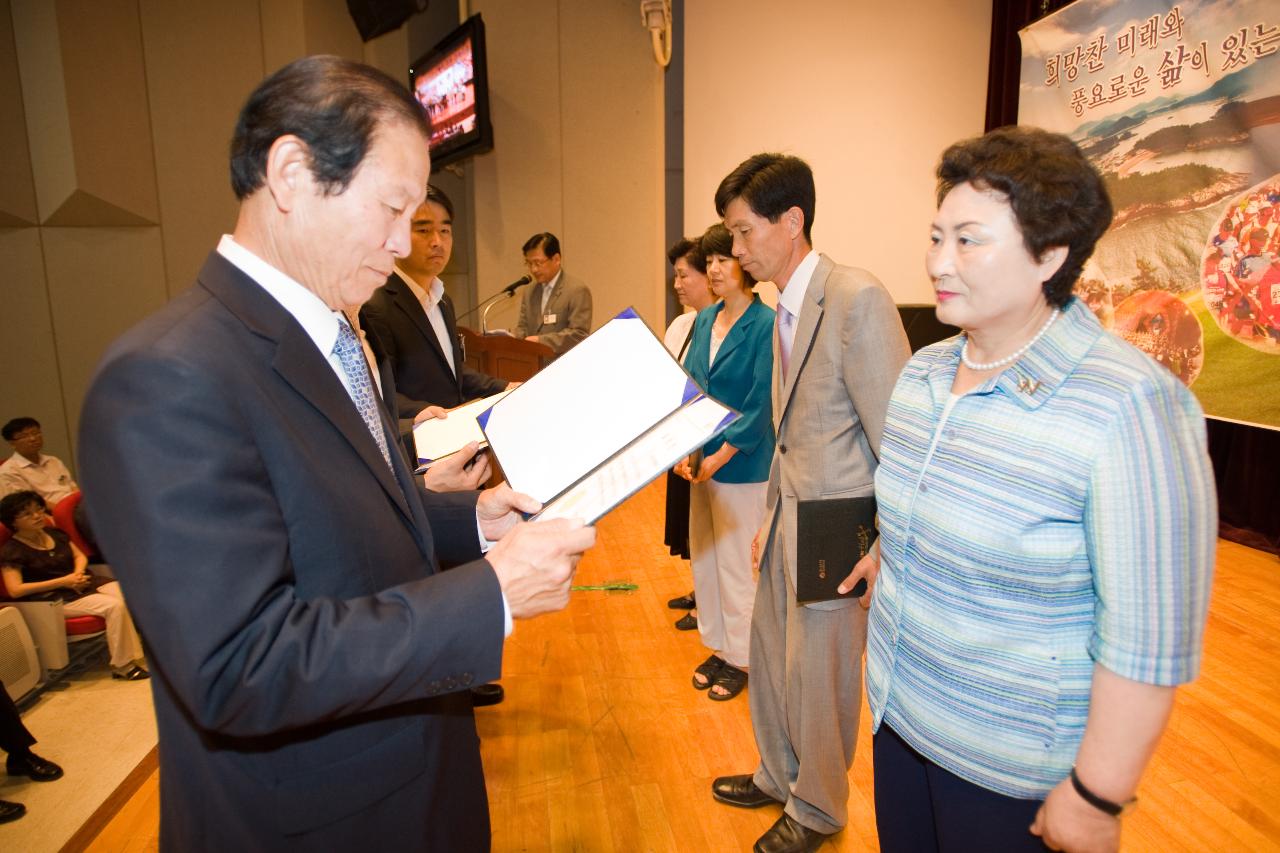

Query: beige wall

[2,0,991,473]
[0,0,407,469]
[467,0,666,335]
[684,0,992,306]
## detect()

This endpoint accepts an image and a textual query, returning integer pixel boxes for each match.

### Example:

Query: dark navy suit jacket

[79,251,504,851]
[360,271,507,421]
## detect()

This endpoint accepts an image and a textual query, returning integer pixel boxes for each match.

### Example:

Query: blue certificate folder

[478,307,739,524]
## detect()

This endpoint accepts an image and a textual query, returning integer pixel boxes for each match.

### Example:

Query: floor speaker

[0,606,41,702]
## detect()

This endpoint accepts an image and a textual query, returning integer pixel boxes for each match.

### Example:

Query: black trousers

[662,470,691,559]
[874,723,1049,853]
[0,687,36,757]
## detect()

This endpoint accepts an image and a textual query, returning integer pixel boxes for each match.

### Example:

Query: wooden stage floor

[81,479,1280,852]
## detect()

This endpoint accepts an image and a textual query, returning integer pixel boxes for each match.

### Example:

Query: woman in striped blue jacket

[850,127,1216,853]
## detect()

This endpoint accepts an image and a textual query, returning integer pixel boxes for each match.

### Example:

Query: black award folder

[795,496,877,604]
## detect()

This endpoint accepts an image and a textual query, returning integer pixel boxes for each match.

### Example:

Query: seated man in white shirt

[1,418,76,505]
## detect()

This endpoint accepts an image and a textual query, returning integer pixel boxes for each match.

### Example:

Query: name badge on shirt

[543,313,557,325]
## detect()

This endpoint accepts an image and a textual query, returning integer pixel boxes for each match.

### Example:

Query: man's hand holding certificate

[411,389,513,472]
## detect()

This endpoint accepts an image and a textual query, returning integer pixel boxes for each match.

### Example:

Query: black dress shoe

[6,751,64,782]
[667,591,696,610]
[753,813,830,853]
[470,683,505,707]
[0,799,25,824]
[674,612,697,631]
[711,773,779,808]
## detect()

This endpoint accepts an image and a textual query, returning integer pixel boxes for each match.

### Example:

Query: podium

[458,327,554,383]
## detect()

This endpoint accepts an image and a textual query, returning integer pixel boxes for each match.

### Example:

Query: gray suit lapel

[529,283,546,328]
[777,258,830,427]
[544,276,567,322]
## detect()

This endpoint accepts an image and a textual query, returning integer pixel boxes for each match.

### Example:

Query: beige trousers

[64,581,144,668]
[688,478,766,668]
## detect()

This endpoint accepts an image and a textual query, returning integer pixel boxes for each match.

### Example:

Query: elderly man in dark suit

[512,232,592,355]
[78,56,594,852]
[708,154,911,853]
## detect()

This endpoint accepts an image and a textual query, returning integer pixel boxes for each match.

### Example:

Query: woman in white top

[662,237,716,627]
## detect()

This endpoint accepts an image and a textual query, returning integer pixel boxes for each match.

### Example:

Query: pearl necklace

[960,308,1060,371]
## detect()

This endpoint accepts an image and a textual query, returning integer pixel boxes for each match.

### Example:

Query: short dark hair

[0,490,45,529]
[229,55,429,201]
[714,153,816,243]
[700,223,756,288]
[936,126,1113,309]
[2,417,39,441]
[666,237,706,275]
[522,232,561,258]
[425,184,454,220]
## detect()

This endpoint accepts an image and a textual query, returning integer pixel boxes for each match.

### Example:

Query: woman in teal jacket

[674,223,775,701]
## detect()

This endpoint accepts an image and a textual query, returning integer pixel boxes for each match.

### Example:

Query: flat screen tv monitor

[409,14,493,170]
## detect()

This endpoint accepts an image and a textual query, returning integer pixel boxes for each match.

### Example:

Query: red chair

[52,491,97,560]
[0,519,107,674]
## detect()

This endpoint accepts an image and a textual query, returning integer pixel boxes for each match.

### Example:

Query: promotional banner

[1020,0,1280,429]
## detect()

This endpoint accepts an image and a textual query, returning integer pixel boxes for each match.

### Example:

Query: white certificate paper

[535,395,735,523]
[478,308,738,522]
[411,389,512,471]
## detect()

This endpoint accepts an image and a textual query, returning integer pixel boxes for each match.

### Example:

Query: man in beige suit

[513,232,592,355]
[709,153,910,853]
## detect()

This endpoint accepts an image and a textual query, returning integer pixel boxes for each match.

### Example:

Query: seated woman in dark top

[0,490,148,680]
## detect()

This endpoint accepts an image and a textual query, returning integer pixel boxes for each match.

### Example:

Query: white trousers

[64,581,144,668]
[688,478,766,668]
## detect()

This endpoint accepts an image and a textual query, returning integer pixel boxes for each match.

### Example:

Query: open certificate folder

[478,308,739,524]
[411,389,513,472]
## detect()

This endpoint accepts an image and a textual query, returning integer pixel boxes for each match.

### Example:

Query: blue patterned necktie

[333,318,394,473]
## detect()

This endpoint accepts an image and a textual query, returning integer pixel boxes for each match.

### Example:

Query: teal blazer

[685,297,776,484]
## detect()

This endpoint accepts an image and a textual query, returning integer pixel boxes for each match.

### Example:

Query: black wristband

[1069,767,1135,817]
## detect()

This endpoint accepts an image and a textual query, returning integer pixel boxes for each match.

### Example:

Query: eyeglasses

[524,257,550,270]
[10,431,41,442]
[16,507,47,520]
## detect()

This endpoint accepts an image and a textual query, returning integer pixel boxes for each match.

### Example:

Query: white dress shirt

[0,453,77,504]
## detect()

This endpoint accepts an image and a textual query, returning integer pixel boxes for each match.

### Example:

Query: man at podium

[513,232,593,355]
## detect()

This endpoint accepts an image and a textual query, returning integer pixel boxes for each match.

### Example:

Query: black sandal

[692,654,725,690]
[112,665,150,681]
[674,612,697,631]
[667,591,696,610]
[708,664,747,701]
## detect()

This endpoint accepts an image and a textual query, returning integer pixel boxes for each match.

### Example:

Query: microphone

[503,274,532,295]
[455,274,531,331]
